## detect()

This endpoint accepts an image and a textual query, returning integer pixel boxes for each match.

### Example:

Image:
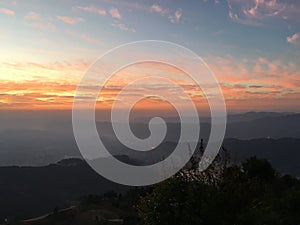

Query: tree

[137,157,300,225]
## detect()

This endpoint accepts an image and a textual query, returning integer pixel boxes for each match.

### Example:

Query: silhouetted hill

[0,158,129,222]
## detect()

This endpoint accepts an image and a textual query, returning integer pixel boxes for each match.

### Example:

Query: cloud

[242,0,285,18]
[175,9,183,21]
[109,8,121,19]
[150,4,169,15]
[0,81,77,110]
[151,4,163,13]
[227,1,263,26]
[207,55,300,99]
[287,33,300,45]
[228,9,263,26]
[150,4,182,23]
[1,56,300,111]
[56,16,85,25]
[0,59,90,87]
[76,6,106,16]
[169,8,183,23]
[66,29,103,45]
[227,0,300,26]
[24,13,56,31]
[112,23,136,32]
[26,21,56,31]
[0,8,15,16]
[25,12,40,20]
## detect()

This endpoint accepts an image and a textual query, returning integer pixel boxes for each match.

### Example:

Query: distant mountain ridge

[225,113,300,139]
[0,112,299,166]
[99,113,300,142]
[134,111,295,123]
[226,111,294,123]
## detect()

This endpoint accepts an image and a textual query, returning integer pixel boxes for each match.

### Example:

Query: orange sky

[1,59,299,112]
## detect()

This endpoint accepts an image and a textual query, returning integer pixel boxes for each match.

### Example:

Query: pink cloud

[66,29,103,45]
[151,4,163,13]
[24,12,55,31]
[227,0,300,26]
[208,56,300,100]
[242,0,285,18]
[287,33,300,45]
[150,4,169,16]
[150,4,182,23]
[56,16,85,25]
[227,1,263,26]
[175,9,182,21]
[109,8,121,19]
[112,23,136,32]
[0,8,15,16]
[25,12,40,20]
[76,6,106,16]
[169,8,182,23]
[27,22,55,31]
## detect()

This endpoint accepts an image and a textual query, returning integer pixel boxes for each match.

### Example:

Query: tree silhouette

[138,157,300,225]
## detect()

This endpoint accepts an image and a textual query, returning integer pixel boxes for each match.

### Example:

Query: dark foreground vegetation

[138,157,300,225]
[6,157,300,225]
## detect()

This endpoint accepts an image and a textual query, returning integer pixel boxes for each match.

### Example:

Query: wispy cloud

[228,10,262,26]
[287,33,300,45]
[25,12,40,20]
[112,23,136,32]
[1,56,299,111]
[242,0,285,19]
[169,8,183,23]
[150,4,164,13]
[0,60,90,84]
[150,4,182,23]
[56,16,85,25]
[109,8,122,19]
[227,1,263,26]
[0,8,15,16]
[76,5,106,16]
[227,0,300,26]
[0,81,77,110]
[204,55,300,111]
[66,29,103,45]
[24,12,56,31]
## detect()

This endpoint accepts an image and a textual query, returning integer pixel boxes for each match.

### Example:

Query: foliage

[137,157,300,225]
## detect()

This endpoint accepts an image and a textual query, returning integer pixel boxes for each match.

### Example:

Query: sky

[0,0,300,113]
